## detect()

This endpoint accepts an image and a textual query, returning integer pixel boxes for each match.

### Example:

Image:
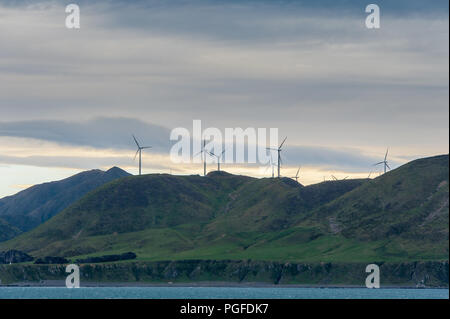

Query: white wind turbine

[291,167,301,183]
[195,139,213,176]
[132,135,151,176]
[373,148,391,174]
[264,153,277,178]
[266,137,287,178]
[208,148,226,172]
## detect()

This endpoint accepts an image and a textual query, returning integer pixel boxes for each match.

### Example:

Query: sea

[0,287,448,299]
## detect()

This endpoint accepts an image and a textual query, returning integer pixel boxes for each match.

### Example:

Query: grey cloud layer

[0,117,397,171]
[0,0,448,159]
[3,1,448,15]
[0,117,171,151]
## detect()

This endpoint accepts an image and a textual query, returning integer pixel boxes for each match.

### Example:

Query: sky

[0,0,448,198]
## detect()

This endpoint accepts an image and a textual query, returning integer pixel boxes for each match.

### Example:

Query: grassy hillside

[0,167,130,234]
[204,177,368,234]
[0,218,21,242]
[1,155,448,263]
[304,155,449,254]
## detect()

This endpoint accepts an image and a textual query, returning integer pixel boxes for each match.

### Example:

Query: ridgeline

[0,155,448,286]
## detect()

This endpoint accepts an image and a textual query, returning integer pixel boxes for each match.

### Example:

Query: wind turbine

[132,135,151,176]
[266,137,287,178]
[269,153,276,178]
[291,167,301,183]
[373,148,391,174]
[208,149,226,171]
[264,153,277,178]
[195,139,213,176]
[332,175,349,181]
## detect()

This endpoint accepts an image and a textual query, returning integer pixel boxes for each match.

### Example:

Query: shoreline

[1,281,447,289]
[2,260,448,288]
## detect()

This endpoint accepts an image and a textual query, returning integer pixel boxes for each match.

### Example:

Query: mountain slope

[0,167,131,236]
[292,154,449,261]
[0,173,363,258]
[32,172,251,240]
[0,218,21,242]
[1,155,448,263]
[308,155,449,242]
[204,177,368,234]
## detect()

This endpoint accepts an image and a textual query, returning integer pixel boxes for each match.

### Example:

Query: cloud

[0,154,134,170]
[0,145,395,173]
[283,145,402,171]
[0,0,447,178]
[0,116,402,172]
[0,117,171,151]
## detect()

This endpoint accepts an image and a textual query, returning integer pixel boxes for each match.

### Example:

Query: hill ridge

[0,167,131,237]
[0,155,447,263]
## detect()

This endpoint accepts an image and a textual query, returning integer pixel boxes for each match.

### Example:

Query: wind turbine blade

[142,146,152,149]
[279,136,287,149]
[133,149,139,160]
[384,148,389,161]
[343,176,349,180]
[373,162,384,166]
[132,135,140,148]
[296,168,300,177]
[386,163,391,170]
[194,150,204,157]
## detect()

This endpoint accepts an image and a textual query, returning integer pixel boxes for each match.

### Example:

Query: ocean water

[0,287,448,299]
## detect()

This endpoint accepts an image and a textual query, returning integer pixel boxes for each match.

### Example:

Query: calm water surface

[0,287,448,299]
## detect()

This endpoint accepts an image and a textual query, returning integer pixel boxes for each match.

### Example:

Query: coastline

[1,260,448,288]
[1,280,447,289]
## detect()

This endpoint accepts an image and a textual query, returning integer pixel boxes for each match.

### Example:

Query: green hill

[0,218,21,242]
[296,154,449,261]
[0,155,448,264]
[0,167,131,236]
[204,177,368,234]
[308,155,449,242]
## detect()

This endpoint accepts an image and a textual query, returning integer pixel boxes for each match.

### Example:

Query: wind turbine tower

[270,154,275,178]
[132,135,151,175]
[265,153,276,178]
[203,139,206,176]
[208,149,225,171]
[195,139,212,176]
[266,137,287,178]
[292,167,300,183]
